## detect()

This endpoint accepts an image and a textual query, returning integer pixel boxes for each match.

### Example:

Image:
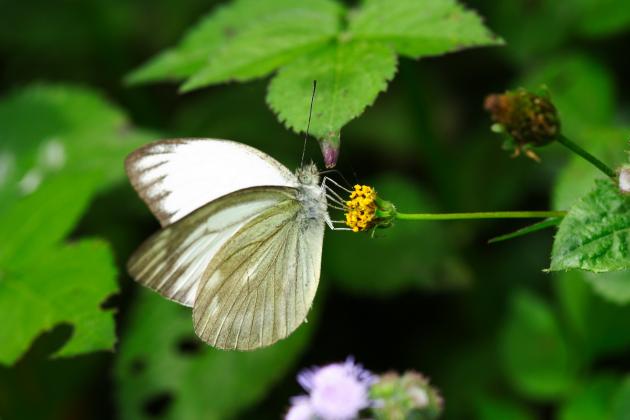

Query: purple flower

[285,396,316,420]
[286,357,374,420]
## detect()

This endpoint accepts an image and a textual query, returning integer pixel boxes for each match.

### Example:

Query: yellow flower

[344,185,377,232]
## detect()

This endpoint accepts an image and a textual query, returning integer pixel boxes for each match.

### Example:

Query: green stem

[556,134,616,178]
[396,210,566,221]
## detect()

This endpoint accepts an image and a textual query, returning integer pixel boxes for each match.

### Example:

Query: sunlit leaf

[0,84,154,365]
[0,84,154,203]
[0,173,103,265]
[551,180,630,273]
[115,290,315,420]
[129,0,342,87]
[267,41,397,141]
[349,0,503,58]
[0,239,117,365]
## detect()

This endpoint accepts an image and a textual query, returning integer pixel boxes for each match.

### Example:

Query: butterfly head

[296,162,320,186]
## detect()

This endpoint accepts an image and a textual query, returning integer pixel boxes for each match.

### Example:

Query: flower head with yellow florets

[344,184,396,233]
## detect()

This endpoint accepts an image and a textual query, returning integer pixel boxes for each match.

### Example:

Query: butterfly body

[126,139,329,350]
[295,162,328,224]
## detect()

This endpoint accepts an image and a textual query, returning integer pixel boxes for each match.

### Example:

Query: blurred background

[1,0,629,419]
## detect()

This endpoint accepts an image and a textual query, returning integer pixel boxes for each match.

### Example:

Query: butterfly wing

[127,187,299,307]
[125,138,298,226]
[193,188,325,350]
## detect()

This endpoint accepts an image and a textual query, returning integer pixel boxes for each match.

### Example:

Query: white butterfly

[125,138,345,350]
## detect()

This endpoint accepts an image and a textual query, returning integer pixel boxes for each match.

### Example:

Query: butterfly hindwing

[127,187,298,307]
[192,190,325,350]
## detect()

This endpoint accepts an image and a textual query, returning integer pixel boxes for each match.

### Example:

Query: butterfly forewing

[127,187,298,307]
[125,139,297,226]
[193,190,325,350]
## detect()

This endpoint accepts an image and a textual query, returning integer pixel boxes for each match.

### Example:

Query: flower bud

[484,88,560,160]
[619,165,630,194]
[320,131,340,168]
[370,371,443,420]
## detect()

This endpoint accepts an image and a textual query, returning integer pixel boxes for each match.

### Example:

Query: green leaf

[582,271,630,305]
[0,239,117,365]
[349,0,503,58]
[611,376,630,419]
[500,291,576,400]
[551,180,630,273]
[558,375,620,420]
[267,40,397,141]
[0,84,154,203]
[129,0,343,87]
[484,2,572,65]
[558,375,630,420]
[521,54,617,130]
[555,271,630,361]
[487,217,562,244]
[325,174,470,294]
[553,125,629,210]
[575,0,630,38]
[115,290,315,420]
[0,84,153,364]
[127,0,500,160]
[0,172,103,265]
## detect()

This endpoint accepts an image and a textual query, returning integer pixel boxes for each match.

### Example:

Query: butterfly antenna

[319,168,353,189]
[300,80,317,167]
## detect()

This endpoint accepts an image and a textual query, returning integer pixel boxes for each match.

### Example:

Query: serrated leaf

[0,239,117,365]
[0,172,103,265]
[115,290,314,420]
[349,0,502,59]
[551,180,630,273]
[129,0,342,87]
[0,84,154,364]
[0,84,153,203]
[500,291,575,400]
[267,40,397,141]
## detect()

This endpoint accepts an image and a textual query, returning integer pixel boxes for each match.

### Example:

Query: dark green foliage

[1,0,630,419]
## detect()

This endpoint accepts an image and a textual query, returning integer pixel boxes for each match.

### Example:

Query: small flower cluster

[345,185,378,232]
[286,357,374,420]
[285,358,443,420]
[484,88,560,161]
[370,371,443,420]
